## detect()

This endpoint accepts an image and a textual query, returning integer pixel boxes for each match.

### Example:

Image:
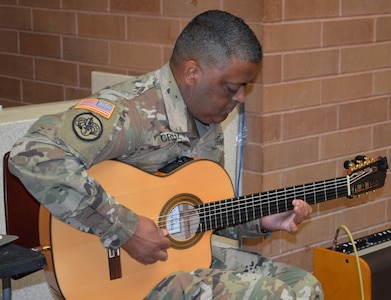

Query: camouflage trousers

[146,246,324,300]
[146,245,324,300]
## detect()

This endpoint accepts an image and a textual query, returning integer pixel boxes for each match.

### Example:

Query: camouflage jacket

[9,63,264,249]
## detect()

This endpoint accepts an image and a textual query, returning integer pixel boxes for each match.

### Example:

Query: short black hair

[170,10,263,66]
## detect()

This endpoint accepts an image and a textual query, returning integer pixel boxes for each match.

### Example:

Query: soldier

[9,10,323,299]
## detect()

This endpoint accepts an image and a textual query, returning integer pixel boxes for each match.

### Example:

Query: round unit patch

[72,112,103,141]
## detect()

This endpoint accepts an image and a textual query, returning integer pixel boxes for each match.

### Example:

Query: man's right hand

[121,215,171,265]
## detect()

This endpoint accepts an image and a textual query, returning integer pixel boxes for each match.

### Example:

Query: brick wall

[242,0,391,271]
[1,0,391,273]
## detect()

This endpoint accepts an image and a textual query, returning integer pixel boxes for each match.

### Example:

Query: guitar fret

[226,201,233,224]
[219,200,223,228]
[268,191,272,216]
[208,203,213,230]
[284,188,288,212]
[251,195,258,219]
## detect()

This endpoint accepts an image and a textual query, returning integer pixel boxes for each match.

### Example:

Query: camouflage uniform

[9,63,323,299]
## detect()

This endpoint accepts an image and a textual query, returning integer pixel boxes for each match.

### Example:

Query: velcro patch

[72,112,103,141]
[57,105,120,166]
[75,98,115,119]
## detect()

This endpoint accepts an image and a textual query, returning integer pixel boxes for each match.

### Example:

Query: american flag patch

[75,98,115,119]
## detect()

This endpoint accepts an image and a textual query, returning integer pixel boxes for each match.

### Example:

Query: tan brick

[78,13,125,40]
[339,97,388,129]
[0,54,33,79]
[35,59,78,85]
[262,137,319,172]
[260,54,282,84]
[321,73,373,103]
[313,193,353,216]
[223,0,264,21]
[110,0,160,14]
[0,29,18,52]
[241,170,264,195]
[162,0,219,17]
[323,18,374,47]
[22,80,64,103]
[285,0,339,20]
[373,122,391,148]
[283,106,338,139]
[0,6,31,30]
[258,172,282,192]
[341,44,391,73]
[262,0,283,22]
[242,142,264,174]
[320,127,372,159]
[33,9,76,34]
[336,200,387,231]
[376,16,391,42]
[262,22,321,52]
[19,0,60,8]
[342,0,391,16]
[243,84,262,114]
[62,0,109,11]
[280,216,336,252]
[284,49,339,81]
[63,37,109,64]
[387,198,391,222]
[20,32,61,58]
[163,46,174,63]
[0,76,20,100]
[377,174,391,201]
[247,113,281,144]
[110,42,161,70]
[374,69,391,95]
[262,80,321,112]
[127,16,180,45]
[280,160,338,188]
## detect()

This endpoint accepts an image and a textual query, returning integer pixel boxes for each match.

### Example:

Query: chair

[2,152,47,300]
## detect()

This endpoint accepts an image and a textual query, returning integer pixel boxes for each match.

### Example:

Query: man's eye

[226,86,237,95]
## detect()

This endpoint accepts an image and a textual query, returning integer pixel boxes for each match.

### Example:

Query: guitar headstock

[345,155,388,197]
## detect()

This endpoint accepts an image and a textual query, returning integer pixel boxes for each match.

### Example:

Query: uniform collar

[158,63,189,133]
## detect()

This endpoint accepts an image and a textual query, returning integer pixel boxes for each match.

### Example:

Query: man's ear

[183,60,200,86]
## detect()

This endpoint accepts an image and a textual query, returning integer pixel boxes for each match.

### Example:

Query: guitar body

[39,159,235,299]
[39,155,388,299]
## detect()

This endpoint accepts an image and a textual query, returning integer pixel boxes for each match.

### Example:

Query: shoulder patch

[72,112,103,141]
[57,104,121,165]
[75,98,115,119]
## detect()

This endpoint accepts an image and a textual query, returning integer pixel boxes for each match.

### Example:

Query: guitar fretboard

[196,176,349,232]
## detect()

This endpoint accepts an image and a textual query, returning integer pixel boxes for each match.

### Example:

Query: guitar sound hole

[167,203,199,241]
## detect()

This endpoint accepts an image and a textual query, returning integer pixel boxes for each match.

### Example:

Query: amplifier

[313,229,391,300]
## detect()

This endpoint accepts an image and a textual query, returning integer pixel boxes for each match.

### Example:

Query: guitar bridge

[108,248,122,280]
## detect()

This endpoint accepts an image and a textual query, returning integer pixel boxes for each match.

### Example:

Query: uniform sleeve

[8,103,143,249]
[215,220,271,241]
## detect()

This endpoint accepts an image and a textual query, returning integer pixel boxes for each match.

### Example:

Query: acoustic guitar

[39,156,388,299]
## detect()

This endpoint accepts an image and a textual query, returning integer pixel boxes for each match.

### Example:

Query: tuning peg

[354,155,367,162]
[344,160,353,169]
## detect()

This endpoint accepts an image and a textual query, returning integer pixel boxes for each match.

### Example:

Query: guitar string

[153,177,352,229]
[153,167,373,229]
[152,176,353,229]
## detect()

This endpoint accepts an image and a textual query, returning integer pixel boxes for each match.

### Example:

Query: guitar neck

[196,176,349,232]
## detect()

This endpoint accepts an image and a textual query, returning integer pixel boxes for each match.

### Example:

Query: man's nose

[232,86,246,103]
